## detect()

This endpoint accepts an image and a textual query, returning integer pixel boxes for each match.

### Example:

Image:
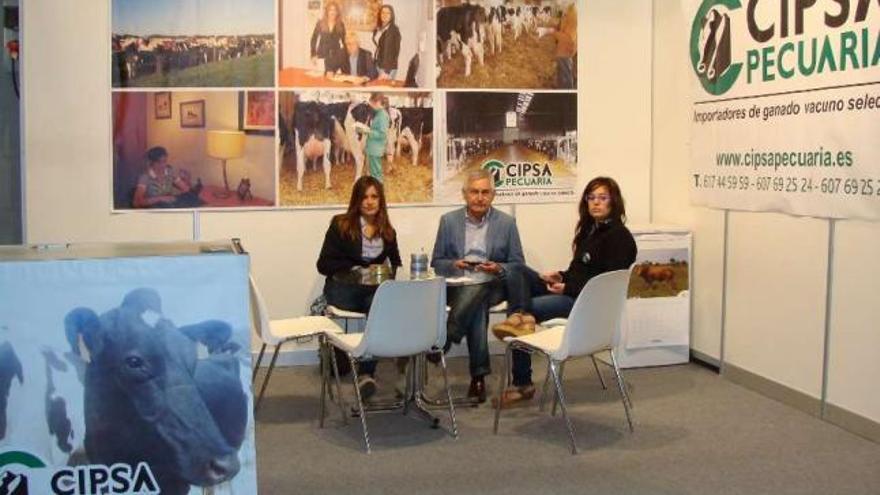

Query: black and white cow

[0,341,22,442]
[486,6,506,56]
[0,289,249,495]
[293,101,334,191]
[66,288,248,495]
[437,4,487,77]
[393,107,432,167]
[326,101,373,182]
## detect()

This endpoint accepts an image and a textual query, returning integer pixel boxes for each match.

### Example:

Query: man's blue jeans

[446,279,505,378]
[504,264,575,386]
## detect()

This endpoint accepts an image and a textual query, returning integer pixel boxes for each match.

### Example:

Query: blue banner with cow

[0,254,256,495]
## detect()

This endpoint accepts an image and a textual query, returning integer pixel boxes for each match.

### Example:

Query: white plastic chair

[325,277,457,453]
[492,268,635,454]
[250,276,344,415]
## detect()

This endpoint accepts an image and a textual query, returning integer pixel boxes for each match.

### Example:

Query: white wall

[652,0,880,428]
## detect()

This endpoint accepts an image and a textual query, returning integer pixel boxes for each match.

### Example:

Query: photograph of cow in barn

[278,0,434,88]
[0,255,256,495]
[279,90,434,206]
[111,0,275,88]
[112,91,276,210]
[438,91,577,203]
[436,0,577,89]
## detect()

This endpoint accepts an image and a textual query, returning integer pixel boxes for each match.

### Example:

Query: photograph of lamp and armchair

[112,91,277,209]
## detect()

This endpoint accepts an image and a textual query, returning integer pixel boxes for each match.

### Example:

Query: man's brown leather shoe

[468,376,487,403]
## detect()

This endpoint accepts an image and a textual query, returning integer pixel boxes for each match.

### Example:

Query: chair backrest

[356,277,446,358]
[553,267,633,361]
[249,275,278,346]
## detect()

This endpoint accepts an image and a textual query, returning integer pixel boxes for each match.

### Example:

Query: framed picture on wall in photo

[238,90,274,136]
[180,100,205,128]
[154,91,171,119]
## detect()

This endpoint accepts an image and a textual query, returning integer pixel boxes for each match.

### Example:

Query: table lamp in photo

[206,130,245,199]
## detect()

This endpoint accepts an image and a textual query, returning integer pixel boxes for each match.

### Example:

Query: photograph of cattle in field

[627,248,690,299]
[279,90,434,206]
[0,255,256,495]
[278,0,434,88]
[112,91,276,210]
[436,0,577,89]
[111,0,275,88]
[439,91,576,204]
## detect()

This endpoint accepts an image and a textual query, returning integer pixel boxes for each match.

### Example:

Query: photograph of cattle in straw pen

[439,91,576,201]
[279,0,434,88]
[627,251,690,299]
[112,0,275,87]
[0,282,255,495]
[437,0,577,89]
[279,90,434,206]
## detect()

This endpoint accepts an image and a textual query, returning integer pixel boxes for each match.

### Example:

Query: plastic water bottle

[410,250,428,280]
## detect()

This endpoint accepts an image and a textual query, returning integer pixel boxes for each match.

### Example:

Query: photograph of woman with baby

[279,0,433,89]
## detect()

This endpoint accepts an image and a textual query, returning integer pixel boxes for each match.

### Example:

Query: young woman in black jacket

[491,177,637,407]
[372,4,401,80]
[317,175,401,311]
[317,176,401,395]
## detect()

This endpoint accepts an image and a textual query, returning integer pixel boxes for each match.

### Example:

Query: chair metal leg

[252,343,267,384]
[551,361,566,417]
[549,360,578,454]
[255,343,282,414]
[318,337,328,428]
[539,358,552,412]
[438,351,459,438]
[348,354,371,454]
[402,356,413,416]
[609,351,634,432]
[493,344,513,434]
[328,342,348,425]
[591,354,608,390]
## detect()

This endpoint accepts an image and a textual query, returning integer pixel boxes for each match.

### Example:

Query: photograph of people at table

[316,176,402,398]
[278,90,434,206]
[489,176,637,408]
[279,0,433,88]
[430,169,525,403]
[436,0,577,89]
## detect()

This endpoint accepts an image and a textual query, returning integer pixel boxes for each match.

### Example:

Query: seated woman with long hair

[317,176,401,397]
[491,176,637,407]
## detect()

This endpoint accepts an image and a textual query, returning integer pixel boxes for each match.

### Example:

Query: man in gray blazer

[431,169,525,402]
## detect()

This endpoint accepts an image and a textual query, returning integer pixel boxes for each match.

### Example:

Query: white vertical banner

[0,254,257,495]
[683,0,880,220]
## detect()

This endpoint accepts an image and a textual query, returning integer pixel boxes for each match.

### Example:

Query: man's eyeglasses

[586,194,610,203]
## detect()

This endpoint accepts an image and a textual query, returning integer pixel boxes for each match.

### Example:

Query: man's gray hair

[461,169,495,192]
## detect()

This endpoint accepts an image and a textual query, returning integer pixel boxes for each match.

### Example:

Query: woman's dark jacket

[316,215,402,276]
[561,219,637,298]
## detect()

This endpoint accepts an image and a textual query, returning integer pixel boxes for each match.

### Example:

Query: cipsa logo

[690,0,743,95]
[690,0,880,95]
[0,451,159,495]
[481,159,554,188]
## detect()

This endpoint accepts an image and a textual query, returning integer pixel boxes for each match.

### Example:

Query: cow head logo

[481,159,504,188]
[690,0,742,95]
[0,451,45,495]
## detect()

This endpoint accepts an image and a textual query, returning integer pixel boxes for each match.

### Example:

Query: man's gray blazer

[430,206,525,277]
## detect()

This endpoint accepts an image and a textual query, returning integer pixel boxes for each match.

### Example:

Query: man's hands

[453,259,502,274]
